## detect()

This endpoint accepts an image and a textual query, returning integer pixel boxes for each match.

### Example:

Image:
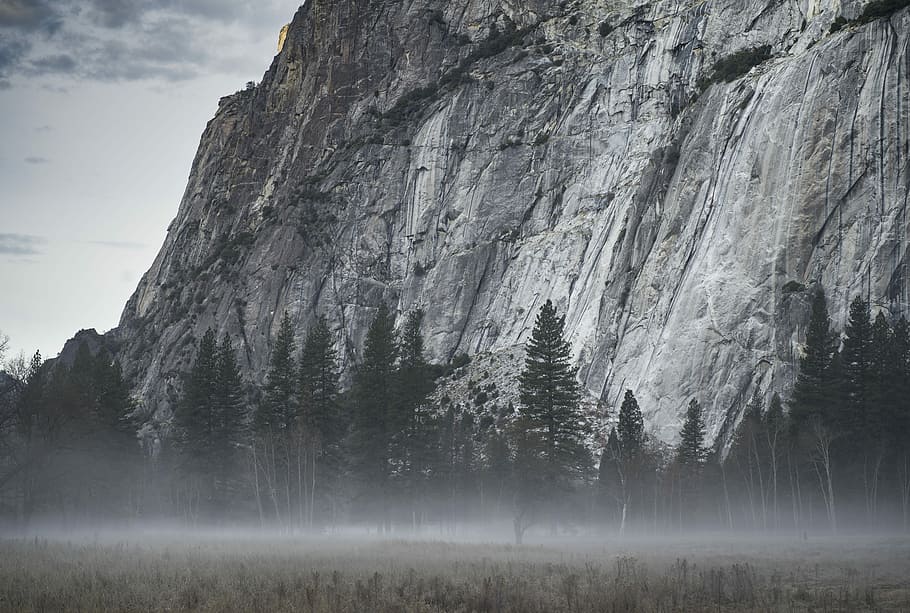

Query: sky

[0,0,301,361]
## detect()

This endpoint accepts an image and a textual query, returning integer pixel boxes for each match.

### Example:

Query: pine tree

[297,315,340,528]
[213,336,247,509]
[89,350,138,515]
[397,310,435,417]
[840,295,872,439]
[256,313,300,527]
[176,329,219,473]
[299,315,340,443]
[350,304,398,528]
[617,389,644,457]
[394,310,438,523]
[174,329,220,518]
[891,316,910,530]
[260,313,298,433]
[672,398,708,527]
[792,289,837,425]
[868,312,892,442]
[888,316,910,442]
[517,299,592,489]
[614,389,649,533]
[676,399,707,467]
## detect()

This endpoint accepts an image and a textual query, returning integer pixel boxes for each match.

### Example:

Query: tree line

[0,288,907,538]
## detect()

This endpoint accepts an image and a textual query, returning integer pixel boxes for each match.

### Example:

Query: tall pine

[517,299,592,488]
[350,304,398,527]
[792,289,837,426]
[840,295,872,440]
[213,336,247,509]
[175,329,220,517]
[617,389,645,457]
[676,398,707,467]
[298,315,341,528]
[260,313,298,433]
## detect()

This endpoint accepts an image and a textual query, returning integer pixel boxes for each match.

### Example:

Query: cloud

[23,156,48,164]
[0,0,298,86]
[0,233,45,256]
[33,124,52,131]
[88,240,147,250]
[0,0,61,32]
[28,53,77,74]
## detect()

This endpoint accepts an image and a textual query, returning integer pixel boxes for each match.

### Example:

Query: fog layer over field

[2,530,909,612]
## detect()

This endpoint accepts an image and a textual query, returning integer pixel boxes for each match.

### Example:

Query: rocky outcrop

[110,0,910,444]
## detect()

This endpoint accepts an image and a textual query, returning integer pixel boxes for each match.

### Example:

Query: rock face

[111,0,910,444]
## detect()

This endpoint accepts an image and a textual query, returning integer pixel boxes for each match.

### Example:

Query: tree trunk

[251,445,265,527]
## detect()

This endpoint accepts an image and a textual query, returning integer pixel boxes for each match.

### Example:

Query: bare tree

[0,330,8,364]
[899,453,910,532]
[808,417,838,533]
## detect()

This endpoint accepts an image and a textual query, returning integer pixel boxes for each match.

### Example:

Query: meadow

[0,531,908,612]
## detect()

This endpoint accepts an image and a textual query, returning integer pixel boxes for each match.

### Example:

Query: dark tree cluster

[0,345,139,528]
[0,288,907,539]
[592,290,910,535]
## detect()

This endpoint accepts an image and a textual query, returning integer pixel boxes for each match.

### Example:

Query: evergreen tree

[673,398,708,527]
[394,310,438,523]
[840,295,872,439]
[174,331,248,520]
[397,310,435,418]
[891,316,910,529]
[298,315,340,444]
[88,350,139,514]
[349,304,398,528]
[213,336,247,508]
[517,299,592,490]
[260,313,298,433]
[888,316,910,442]
[676,399,707,467]
[255,313,301,527]
[176,329,219,474]
[792,289,837,425]
[298,315,340,528]
[174,329,220,518]
[868,312,892,442]
[617,389,644,457]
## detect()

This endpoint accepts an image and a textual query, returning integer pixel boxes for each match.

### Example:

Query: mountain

[101,0,909,443]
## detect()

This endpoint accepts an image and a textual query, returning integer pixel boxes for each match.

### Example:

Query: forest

[0,289,908,542]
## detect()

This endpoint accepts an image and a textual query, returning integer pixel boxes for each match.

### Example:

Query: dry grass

[0,533,908,612]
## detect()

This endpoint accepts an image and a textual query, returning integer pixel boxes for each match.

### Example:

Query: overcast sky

[0,0,300,361]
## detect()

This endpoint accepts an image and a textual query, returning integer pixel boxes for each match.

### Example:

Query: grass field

[1,532,908,611]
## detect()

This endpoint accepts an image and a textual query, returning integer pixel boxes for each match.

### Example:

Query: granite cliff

[106,0,910,443]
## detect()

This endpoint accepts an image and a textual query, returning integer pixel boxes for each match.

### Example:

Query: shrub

[451,353,471,369]
[782,280,807,294]
[598,20,614,37]
[382,83,440,125]
[428,9,445,27]
[829,15,848,32]
[711,45,772,84]
[858,0,910,22]
[698,46,772,91]
[499,137,522,150]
